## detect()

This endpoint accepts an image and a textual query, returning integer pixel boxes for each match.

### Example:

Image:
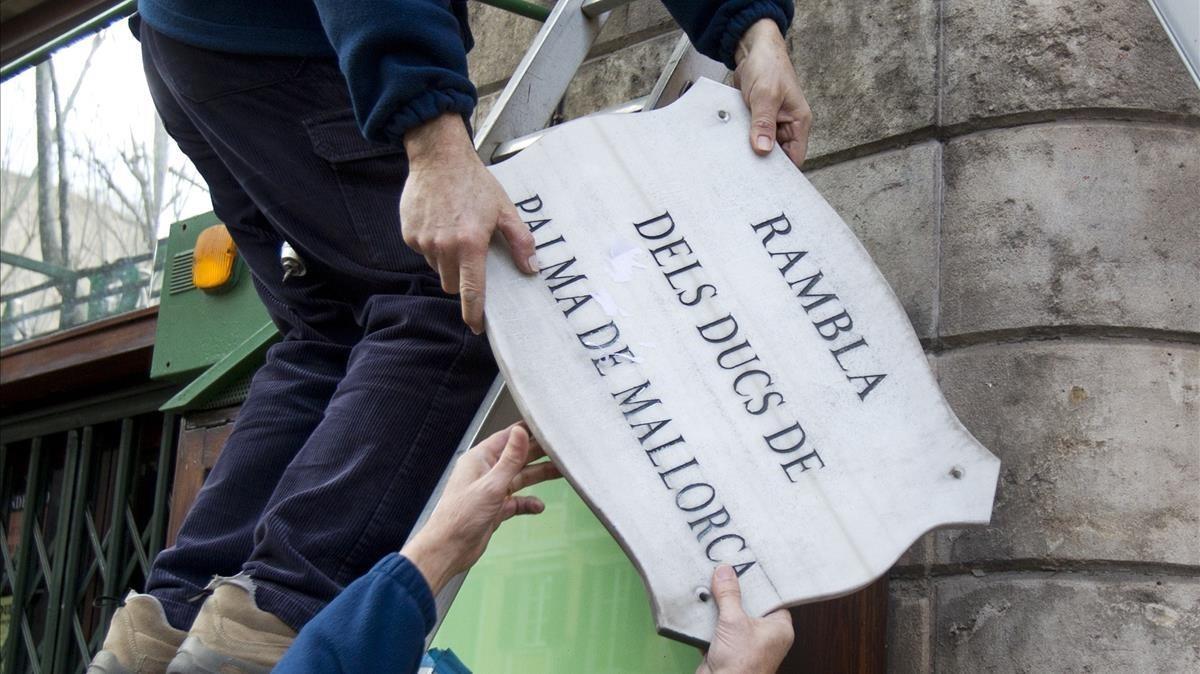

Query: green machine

[150,211,277,411]
[151,213,699,671]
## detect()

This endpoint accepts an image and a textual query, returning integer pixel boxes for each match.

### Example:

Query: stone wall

[466,1,1200,670]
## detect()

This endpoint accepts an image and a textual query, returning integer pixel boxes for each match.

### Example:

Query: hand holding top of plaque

[399,18,810,334]
[734,18,813,168]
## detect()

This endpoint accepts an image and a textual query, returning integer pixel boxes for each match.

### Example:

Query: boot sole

[166,637,275,674]
[86,651,137,674]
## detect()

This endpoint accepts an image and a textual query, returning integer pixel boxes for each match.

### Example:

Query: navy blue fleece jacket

[138,0,792,145]
[272,553,436,673]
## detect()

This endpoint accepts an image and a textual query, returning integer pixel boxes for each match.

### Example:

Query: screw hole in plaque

[717,110,730,122]
[949,466,964,480]
[696,587,712,603]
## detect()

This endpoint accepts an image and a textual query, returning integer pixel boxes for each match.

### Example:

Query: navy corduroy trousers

[138,20,496,632]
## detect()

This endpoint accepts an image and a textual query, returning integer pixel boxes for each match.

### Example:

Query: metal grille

[168,251,195,295]
[1,406,177,674]
[199,374,255,411]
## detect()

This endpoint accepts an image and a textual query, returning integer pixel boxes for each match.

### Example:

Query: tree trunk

[49,62,80,326]
[149,117,169,249]
[34,62,78,329]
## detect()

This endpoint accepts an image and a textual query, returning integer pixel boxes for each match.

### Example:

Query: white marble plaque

[484,79,1000,645]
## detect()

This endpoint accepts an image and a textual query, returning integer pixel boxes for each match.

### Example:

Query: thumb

[711,565,745,619]
[486,424,531,487]
[748,89,781,155]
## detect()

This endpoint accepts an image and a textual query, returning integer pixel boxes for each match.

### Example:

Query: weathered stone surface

[940,122,1200,336]
[936,340,1200,566]
[943,0,1200,125]
[470,0,938,156]
[887,579,933,673]
[593,0,676,53]
[934,575,1200,672]
[808,142,939,337]
[562,31,681,121]
[789,0,938,158]
[467,0,675,96]
[466,1,550,92]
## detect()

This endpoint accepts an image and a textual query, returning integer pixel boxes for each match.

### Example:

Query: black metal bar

[39,430,78,673]
[54,426,93,672]
[3,438,44,674]
[0,384,175,444]
[0,1,137,82]
[147,413,175,560]
[99,419,134,630]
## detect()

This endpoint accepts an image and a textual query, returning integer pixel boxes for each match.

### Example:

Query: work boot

[166,575,297,674]
[87,591,186,674]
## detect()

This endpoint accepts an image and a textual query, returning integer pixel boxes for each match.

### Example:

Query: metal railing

[1,253,161,348]
[1,391,177,674]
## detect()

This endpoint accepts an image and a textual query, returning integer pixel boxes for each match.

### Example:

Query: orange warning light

[192,224,238,291]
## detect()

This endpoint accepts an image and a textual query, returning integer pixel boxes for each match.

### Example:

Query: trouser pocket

[303,109,424,273]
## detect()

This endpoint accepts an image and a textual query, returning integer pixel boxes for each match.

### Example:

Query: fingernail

[756,135,773,152]
[527,254,540,274]
[716,565,735,580]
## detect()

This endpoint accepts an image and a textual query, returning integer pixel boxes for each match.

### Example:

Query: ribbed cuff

[388,553,438,634]
[382,88,476,146]
[707,1,794,69]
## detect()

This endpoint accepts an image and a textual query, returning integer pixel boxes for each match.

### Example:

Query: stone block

[789,0,938,158]
[939,122,1200,336]
[933,574,1200,672]
[467,1,550,92]
[467,1,675,96]
[562,31,681,120]
[808,142,940,336]
[942,0,1200,126]
[888,579,933,673]
[592,0,675,54]
[935,340,1200,566]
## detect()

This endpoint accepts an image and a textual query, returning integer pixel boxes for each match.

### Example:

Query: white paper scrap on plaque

[483,78,1000,646]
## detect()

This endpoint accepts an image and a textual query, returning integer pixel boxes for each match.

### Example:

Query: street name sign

[484,78,1000,645]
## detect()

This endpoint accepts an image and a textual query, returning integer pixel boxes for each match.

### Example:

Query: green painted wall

[431,480,700,673]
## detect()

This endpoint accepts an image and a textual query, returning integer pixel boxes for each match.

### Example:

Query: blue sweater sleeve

[311,0,476,145]
[658,0,794,69]
[273,554,436,674]
[315,1,789,144]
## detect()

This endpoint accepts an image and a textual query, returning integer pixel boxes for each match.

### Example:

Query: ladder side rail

[473,0,613,162]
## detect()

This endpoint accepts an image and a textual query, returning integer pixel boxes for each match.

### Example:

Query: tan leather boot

[87,591,186,674]
[166,576,296,674]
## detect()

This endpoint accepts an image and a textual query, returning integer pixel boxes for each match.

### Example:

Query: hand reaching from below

[400,424,561,595]
[696,565,795,674]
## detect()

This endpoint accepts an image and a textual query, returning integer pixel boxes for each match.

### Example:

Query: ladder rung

[581,0,635,19]
[474,0,633,22]
[491,95,647,162]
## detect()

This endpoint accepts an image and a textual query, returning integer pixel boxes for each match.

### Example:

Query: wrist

[735,18,785,66]
[400,535,458,596]
[403,112,475,166]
